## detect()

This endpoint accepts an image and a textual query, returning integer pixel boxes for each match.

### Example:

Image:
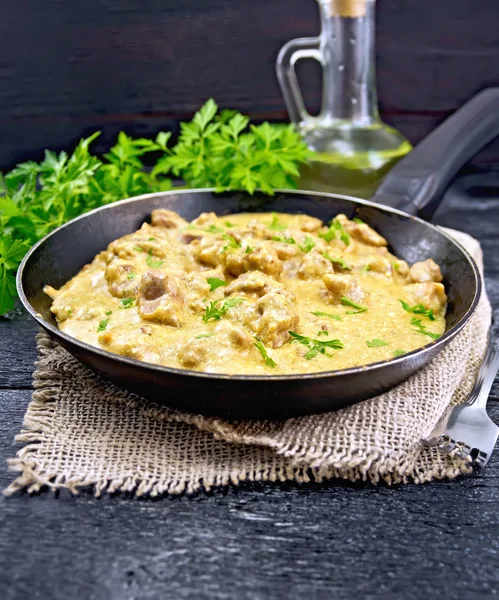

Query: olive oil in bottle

[276,0,411,198]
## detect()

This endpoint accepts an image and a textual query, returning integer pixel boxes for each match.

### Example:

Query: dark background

[1,0,499,170]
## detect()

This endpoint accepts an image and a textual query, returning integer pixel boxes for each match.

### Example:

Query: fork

[425,331,499,468]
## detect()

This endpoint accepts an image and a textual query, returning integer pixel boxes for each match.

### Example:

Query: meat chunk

[406,282,447,313]
[322,273,366,304]
[105,259,139,298]
[137,270,183,326]
[177,337,210,369]
[409,259,443,283]
[336,214,387,247]
[224,271,284,297]
[244,291,299,348]
[273,241,301,260]
[184,271,219,312]
[213,321,253,350]
[294,214,323,233]
[366,256,392,276]
[151,209,189,229]
[224,244,283,278]
[190,212,219,227]
[191,237,225,267]
[298,251,333,280]
[393,260,410,277]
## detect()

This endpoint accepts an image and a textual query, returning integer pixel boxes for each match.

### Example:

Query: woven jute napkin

[5,228,491,497]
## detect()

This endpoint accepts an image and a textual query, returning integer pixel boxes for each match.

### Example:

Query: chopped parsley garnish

[392,262,400,271]
[146,249,164,268]
[360,264,371,274]
[311,311,342,321]
[205,224,225,234]
[207,277,226,291]
[202,298,243,323]
[224,221,235,228]
[411,318,441,340]
[119,297,135,309]
[269,212,286,231]
[366,338,388,348]
[272,235,296,245]
[221,234,241,251]
[393,349,405,357]
[133,246,143,252]
[66,309,73,317]
[353,217,364,224]
[127,272,137,280]
[299,236,315,253]
[323,252,351,270]
[399,300,435,321]
[97,318,109,332]
[245,246,254,254]
[289,331,344,360]
[195,333,214,339]
[254,337,277,368]
[105,310,112,316]
[317,330,329,337]
[340,297,368,314]
[148,237,156,241]
[319,217,350,246]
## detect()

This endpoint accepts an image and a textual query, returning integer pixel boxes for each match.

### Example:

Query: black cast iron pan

[17,89,499,418]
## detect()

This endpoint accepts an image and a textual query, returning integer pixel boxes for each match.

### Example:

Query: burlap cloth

[5,228,492,497]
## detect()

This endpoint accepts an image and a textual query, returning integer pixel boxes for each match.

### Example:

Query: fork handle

[468,335,499,409]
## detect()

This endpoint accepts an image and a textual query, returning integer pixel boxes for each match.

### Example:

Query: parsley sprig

[202,298,243,323]
[319,217,350,246]
[207,277,227,291]
[411,318,441,340]
[254,337,277,368]
[311,311,342,321]
[340,297,368,314]
[399,300,435,320]
[323,252,351,270]
[0,99,312,315]
[289,331,344,360]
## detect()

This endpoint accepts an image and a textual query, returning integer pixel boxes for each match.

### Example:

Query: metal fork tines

[425,333,499,468]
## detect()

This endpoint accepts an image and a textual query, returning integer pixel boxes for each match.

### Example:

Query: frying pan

[17,89,499,418]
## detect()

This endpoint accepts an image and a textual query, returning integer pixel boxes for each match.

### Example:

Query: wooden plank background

[1,0,499,169]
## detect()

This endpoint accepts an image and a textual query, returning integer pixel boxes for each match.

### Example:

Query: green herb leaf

[148,237,156,241]
[224,221,235,228]
[319,217,350,246]
[366,338,388,348]
[127,272,136,280]
[105,310,112,316]
[202,298,243,323]
[254,337,277,368]
[410,317,441,340]
[269,212,286,231]
[97,318,109,332]
[67,309,73,317]
[133,246,143,252]
[340,296,368,314]
[360,264,371,274]
[323,252,351,270]
[298,235,315,253]
[272,235,296,245]
[393,349,405,357]
[207,277,226,291]
[119,297,135,309]
[244,245,254,254]
[221,234,241,251]
[353,217,364,224]
[311,311,342,321]
[288,331,344,360]
[205,224,225,234]
[146,249,164,268]
[195,333,214,339]
[317,330,329,337]
[399,299,435,320]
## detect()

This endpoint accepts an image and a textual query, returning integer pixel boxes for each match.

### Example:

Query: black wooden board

[1,0,499,168]
[1,171,499,599]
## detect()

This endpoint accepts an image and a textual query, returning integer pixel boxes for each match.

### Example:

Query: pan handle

[370,87,499,218]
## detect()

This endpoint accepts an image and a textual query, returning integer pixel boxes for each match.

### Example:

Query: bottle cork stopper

[330,0,367,17]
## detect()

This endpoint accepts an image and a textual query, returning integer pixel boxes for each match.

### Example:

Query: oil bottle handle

[276,37,322,126]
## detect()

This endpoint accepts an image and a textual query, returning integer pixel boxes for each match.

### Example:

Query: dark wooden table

[1,170,499,600]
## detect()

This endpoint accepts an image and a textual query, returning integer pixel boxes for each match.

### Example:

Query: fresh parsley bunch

[0,99,312,315]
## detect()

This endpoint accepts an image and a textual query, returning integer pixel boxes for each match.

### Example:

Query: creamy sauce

[44,210,447,375]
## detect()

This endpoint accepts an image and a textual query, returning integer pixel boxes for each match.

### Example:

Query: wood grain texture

[1,0,499,168]
[1,173,499,600]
